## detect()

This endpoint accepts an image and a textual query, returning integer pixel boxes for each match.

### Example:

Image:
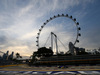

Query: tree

[36,47,53,57]
[16,53,22,58]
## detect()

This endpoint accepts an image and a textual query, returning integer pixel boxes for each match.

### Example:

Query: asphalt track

[0,64,100,74]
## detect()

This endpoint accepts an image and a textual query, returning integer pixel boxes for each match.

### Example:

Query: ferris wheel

[36,14,81,50]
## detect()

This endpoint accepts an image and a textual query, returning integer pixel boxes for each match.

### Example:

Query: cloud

[20,30,37,40]
[0,35,7,45]
[0,0,98,57]
[78,26,100,50]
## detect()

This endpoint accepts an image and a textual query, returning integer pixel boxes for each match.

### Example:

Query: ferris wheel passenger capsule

[54,15,56,18]
[39,29,41,31]
[41,26,44,28]
[46,20,49,22]
[36,37,39,39]
[76,40,79,42]
[77,22,79,25]
[78,33,81,36]
[37,33,40,35]
[36,44,38,46]
[66,14,68,17]
[50,17,52,20]
[70,16,72,18]
[58,14,60,17]
[74,18,76,21]
[78,27,81,30]
[44,23,46,25]
[62,14,64,16]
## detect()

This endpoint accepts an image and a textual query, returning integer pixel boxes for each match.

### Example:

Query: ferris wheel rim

[36,14,81,49]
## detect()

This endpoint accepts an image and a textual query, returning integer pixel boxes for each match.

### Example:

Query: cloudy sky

[0,0,100,57]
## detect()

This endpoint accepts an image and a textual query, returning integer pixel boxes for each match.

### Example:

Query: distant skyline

[0,0,100,57]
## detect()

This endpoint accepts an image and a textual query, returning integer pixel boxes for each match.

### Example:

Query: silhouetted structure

[2,51,9,60]
[32,14,100,65]
[16,53,22,58]
[33,47,53,57]
[0,51,15,65]
[8,52,14,60]
[69,42,75,55]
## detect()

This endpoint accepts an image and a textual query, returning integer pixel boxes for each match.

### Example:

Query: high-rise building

[3,51,9,60]
[8,52,14,60]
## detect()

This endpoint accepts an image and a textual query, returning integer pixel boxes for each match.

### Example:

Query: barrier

[0,71,100,74]
[0,64,25,67]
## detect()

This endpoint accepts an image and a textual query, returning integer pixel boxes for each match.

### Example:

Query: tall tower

[8,52,14,60]
[3,51,9,60]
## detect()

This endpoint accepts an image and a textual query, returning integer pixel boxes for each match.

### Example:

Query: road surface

[0,64,100,74]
